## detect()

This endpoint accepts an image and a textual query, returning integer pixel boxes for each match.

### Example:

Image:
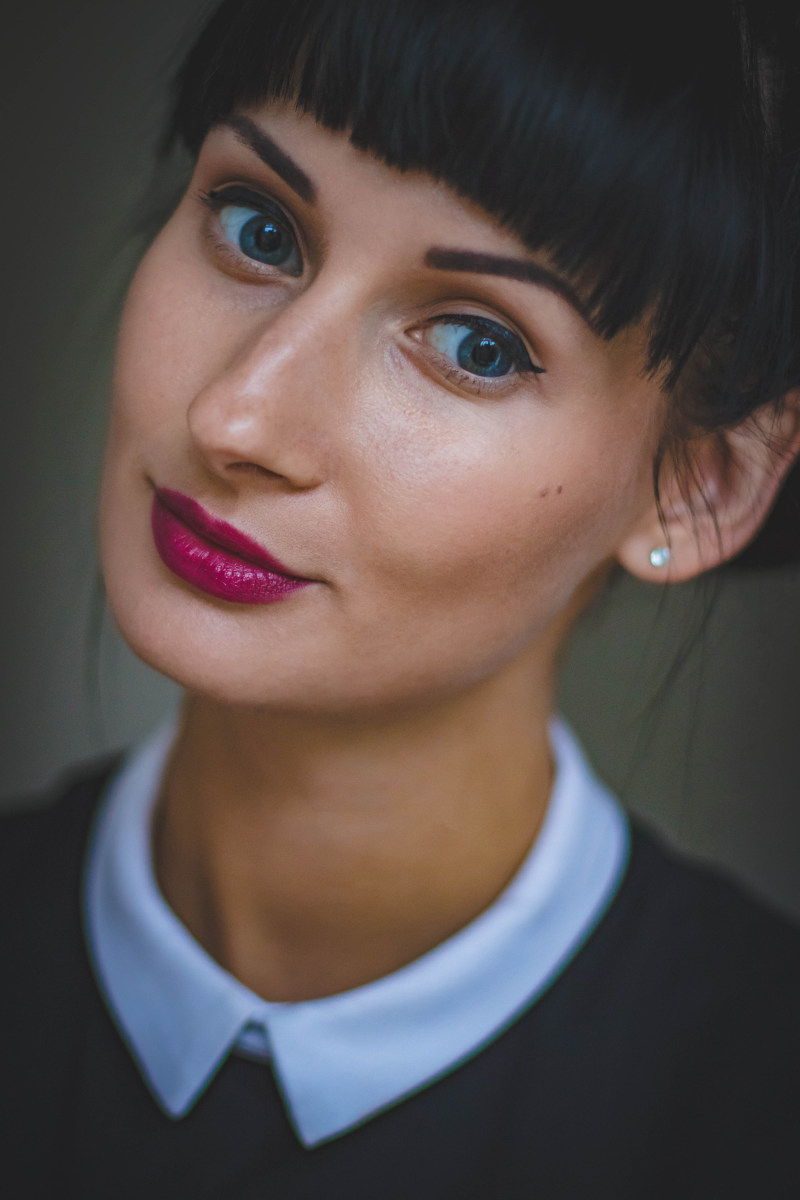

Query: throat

[153,697,554,1002]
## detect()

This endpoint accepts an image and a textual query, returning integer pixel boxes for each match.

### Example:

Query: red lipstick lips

[151,487,312,605]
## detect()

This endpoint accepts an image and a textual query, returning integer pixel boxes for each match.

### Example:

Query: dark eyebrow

[219,115,317,205]
[425,248,594,328]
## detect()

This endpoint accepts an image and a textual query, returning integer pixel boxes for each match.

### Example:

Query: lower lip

[150,493,312,605]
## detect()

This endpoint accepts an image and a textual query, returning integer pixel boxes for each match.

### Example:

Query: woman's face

[102,103,666,714]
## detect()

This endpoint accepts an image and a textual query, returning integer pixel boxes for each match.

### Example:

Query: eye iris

[240,215,292,265]
[457,331,511,377]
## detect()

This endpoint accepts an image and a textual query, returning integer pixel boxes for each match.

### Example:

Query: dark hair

[168,0,800,444]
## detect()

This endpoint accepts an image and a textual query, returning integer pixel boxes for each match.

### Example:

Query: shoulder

[1,753,122,824]
[587,821,800,1134]
[1,753,121,827]
[544,815,800,1083]
[581,819,800,1047]
[618,819,800,990]
[542,815,800,1047]
[0,757,123,1177]
[547,812,800,1033]
[0,755,122,906]
[513,821,800,1193]
[0,752,122,1020]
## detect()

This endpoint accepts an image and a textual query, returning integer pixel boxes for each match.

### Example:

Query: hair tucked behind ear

[660,0,800,566]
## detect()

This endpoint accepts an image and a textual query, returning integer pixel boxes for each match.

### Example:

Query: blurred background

[1,0,799,918]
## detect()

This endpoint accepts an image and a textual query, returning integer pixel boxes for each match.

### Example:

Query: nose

[187,284,353,490]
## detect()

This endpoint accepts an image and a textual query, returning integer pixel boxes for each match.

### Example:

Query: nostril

[227,461,284,480]
[225,460,318,490]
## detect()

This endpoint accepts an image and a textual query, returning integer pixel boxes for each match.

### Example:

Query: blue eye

[202,187,303,277]
[427,318,540,379]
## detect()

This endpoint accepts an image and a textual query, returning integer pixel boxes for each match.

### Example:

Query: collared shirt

[84,718,629,1148]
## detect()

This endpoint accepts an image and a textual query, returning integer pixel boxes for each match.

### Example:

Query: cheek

[110,245,204,441]
[343,398,651,670]
[100,243,209,598]
[98,223,660,708]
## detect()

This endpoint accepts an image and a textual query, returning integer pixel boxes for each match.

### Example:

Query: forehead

[174,0,756,372]
[207,105,513,236]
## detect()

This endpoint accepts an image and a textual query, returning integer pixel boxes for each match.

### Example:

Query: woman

[2,0,800,1196]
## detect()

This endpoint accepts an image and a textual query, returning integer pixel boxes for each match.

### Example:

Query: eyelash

[198,184,303,271]
[197,185,545,387]
[200,183,288,220]
[420,314,545,381]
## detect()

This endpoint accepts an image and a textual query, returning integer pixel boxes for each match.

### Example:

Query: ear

[617,395,800,583]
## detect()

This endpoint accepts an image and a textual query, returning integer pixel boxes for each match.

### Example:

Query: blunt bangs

[170,0,799,423]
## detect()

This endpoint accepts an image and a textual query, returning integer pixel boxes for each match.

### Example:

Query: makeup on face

[151,487,314,605]
[101,105,662,715]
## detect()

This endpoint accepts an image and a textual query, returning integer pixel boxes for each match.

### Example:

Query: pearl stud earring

[649,546,670,568]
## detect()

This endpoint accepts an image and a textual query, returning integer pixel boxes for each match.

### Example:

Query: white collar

[84,717,628,1147]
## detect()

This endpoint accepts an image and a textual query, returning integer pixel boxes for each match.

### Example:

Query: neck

[154,662,555,1002]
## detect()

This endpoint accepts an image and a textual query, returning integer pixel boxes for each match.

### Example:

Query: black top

[1,760,799,1200]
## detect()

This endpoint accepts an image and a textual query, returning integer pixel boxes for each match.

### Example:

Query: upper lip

[155,487,310,579]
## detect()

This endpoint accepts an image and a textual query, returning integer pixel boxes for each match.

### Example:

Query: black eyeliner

[199,184,292,228]
[432,314,545,375]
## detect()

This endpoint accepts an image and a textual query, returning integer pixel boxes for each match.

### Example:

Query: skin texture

[100,103,795,1001]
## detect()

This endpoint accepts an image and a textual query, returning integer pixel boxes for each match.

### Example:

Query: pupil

[255,225,282,254]
[240,214,292,265]
[455,330,511,377]
[471,337,501,369]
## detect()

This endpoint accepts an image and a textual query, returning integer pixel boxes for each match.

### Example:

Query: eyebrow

[213,122,591,324]
[425,248,594,328]
[220,116,317,205]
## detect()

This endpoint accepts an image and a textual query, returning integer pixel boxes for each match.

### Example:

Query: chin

[105,591,299,710]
